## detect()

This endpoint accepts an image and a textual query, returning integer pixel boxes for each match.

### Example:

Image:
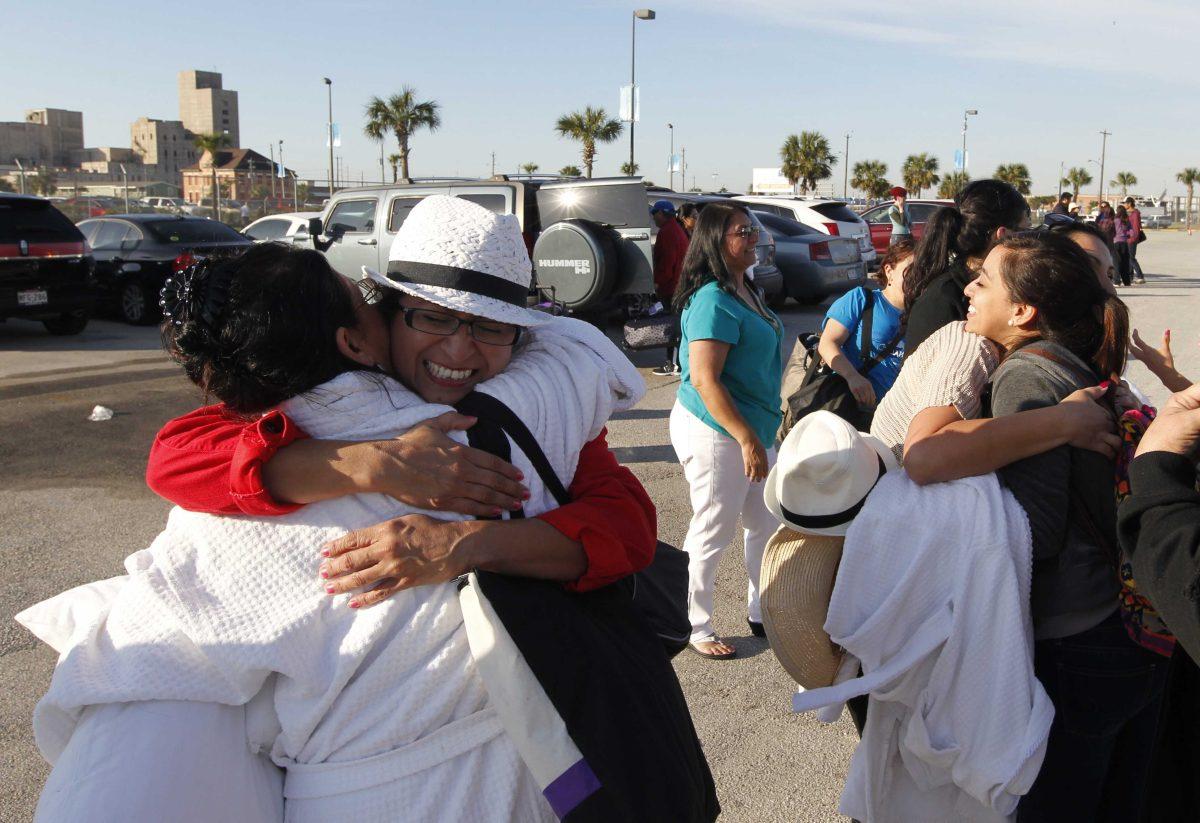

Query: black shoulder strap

[454,391,572,507]
[857,287,904,376]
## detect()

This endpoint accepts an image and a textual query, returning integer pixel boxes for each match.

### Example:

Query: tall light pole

[629,9,656,173]
[324,78,335,196]
[1098,129,1111,204]
[961,108,978,177]
[667,123,674,190]
[14,158,25,194]
[119,163,129,213]
[279,140,285,205]
[843,132,852,199]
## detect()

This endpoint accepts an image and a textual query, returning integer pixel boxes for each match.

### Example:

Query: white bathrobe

[793,473,1054,823]
[24,316,643,823]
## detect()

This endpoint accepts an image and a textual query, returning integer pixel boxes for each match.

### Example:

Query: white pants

[669,401,778,643]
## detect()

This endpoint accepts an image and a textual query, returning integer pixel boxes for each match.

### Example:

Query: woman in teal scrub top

[669,202,784,660]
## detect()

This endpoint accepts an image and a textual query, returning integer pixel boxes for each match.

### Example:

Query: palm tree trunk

[1187,186,1194,232]
[211,168,219,215]
[399,135,410,181]
[584,140,595,179]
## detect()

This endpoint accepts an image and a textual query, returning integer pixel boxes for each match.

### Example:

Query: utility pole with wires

[1098,129,1111,203]
[491,152,496,177]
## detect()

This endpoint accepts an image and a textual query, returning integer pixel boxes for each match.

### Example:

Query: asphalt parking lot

[3,231,1198,821]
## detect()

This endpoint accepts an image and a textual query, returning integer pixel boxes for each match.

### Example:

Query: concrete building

[182,147,293,205]
[0,108,84,167]
[131,116,199,182]
[178,70,239,146]
[71,146,138,174]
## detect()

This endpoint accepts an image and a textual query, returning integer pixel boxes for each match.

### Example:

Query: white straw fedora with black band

[362,195,545,327]
[763,410,898,537]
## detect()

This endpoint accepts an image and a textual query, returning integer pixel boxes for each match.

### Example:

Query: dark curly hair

[160,243,369,414]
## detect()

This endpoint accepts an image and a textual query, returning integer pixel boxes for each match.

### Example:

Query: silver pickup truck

[304,176,656,315]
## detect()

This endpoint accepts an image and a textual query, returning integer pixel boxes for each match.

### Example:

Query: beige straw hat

[760,525,846,690]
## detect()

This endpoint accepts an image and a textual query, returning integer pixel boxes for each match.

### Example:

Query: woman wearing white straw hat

[669,201,784,659]
[26,198,719,822]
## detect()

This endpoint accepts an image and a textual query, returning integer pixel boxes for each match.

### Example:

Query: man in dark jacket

[650,200,689,377]
[1119,382,1200,658]
[1050,192,1073,215]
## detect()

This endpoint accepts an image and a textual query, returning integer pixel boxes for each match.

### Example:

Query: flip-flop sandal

[688,640,737,660]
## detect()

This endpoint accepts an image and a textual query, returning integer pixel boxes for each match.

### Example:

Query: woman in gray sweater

[963,232,1164,822]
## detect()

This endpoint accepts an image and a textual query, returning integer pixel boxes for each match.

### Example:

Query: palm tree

[1111,171,1138,197]
[1177,168,1200,231]
[938,171,970,199]
[902,154,940,198]
[779,132,835,195]
[554,107,623,179]
[994,163,1032,195]
[1061,167,1093,201]
[558,165,582,177]
[520,162,540,176]
[192,132,230,212]
[30,167,58,196]
[619,161,640,176]
[850,160,890,201]
[363,87,442,181]
[387,153,401,183]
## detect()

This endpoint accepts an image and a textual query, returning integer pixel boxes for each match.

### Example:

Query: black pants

[1114,242,1132,286]
[1129,240,1144,280]
[1017,612,1167,822]
[1140,648,1200,822]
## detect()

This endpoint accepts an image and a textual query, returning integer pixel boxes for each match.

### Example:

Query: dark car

[753,211,866,305]
[0,193,95,335]
[642,191,785,305]
[78,215,252,324]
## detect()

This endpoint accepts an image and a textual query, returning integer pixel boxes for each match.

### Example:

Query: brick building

[182,148,294,204]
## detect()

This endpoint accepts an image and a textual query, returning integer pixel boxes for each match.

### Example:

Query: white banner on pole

[326,123,341,148]
[619,85,640,123]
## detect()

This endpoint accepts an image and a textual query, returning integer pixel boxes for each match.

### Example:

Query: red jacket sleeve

[146,405,309,515]
[539,428,658,591]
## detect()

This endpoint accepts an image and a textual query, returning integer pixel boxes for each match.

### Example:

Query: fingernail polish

[511,501,523,510]
[325,585,336,595]
[491,508,503,517]
[321,549,330,557]
[521,491,531,500]
[349,600,360,609]
[320,568,329,579]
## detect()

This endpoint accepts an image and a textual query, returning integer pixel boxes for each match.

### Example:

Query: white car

[139,197,186,211]
[734,196,877,265]
[242,211,321,244]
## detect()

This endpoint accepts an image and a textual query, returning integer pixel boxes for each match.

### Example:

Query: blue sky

[5,0,1198,196]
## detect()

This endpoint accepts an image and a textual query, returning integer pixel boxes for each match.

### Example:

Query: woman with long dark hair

[904,179,1030,354]
[1113,204,1134,287]
[670,202,783,659]
[961,232,1165,820]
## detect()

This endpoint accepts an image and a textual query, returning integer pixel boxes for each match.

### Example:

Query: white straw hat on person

[763,411,898,537]
[362,194,544,327]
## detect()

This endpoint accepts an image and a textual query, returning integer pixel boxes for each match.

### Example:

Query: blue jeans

[1017,611,1167,822]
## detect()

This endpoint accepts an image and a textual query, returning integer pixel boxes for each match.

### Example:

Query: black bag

[621,312,678,351]
[781,287,902,436]
[454,391,691,657]
[1137,228,1148,244]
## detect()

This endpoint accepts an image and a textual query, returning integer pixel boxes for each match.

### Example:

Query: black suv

[0,193,95,335]
[77,215,252,324]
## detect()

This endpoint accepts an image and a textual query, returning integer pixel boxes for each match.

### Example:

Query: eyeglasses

[727,225,761,239]
[400,305,522,346]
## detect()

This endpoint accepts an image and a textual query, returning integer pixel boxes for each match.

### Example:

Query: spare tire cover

[532,220,618,311]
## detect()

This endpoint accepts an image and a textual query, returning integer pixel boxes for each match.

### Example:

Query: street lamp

[843,132,852,199]
[961,108,978,177]
[324,77,335,196]
[119,163,129,213]
[629,9,656,173]
[667,123,674,190]
[14,158,25,194]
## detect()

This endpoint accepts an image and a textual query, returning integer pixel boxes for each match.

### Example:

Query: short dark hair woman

[960,232,1165,820]
[904,179,1030,355]
[670,202,784,659]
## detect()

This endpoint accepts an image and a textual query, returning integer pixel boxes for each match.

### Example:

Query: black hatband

[779,453,887,531]
[386,261,527,307]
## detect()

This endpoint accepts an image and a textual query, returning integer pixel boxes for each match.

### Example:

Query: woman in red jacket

[147,243,656,604]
